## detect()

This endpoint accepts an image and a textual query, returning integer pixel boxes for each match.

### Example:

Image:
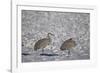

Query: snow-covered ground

[21,10,90,62]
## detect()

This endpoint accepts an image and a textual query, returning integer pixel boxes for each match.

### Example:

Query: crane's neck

[47,34,52,43]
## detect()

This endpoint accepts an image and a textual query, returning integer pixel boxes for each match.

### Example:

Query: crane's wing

[34,38,50,51]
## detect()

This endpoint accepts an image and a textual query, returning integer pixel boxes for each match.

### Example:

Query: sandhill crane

[60,38,76,56]
[34,33,54,54]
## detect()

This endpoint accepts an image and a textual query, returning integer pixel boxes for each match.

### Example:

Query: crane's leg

[68,49,71,57]
[61,50,66,56]
[42,48,44,54]
[51,46,53,53]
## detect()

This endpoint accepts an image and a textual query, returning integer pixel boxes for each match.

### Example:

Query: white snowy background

[21,10,90,62]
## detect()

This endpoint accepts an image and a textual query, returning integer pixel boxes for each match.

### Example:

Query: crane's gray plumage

[60,38,76,56]
[34,38,50,51]
[34,33,54,53]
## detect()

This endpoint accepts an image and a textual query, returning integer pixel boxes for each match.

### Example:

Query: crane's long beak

[50,33,55,37]
[51,33,55,36]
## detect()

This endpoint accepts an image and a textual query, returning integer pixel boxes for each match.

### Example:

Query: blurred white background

[0,0,99,73]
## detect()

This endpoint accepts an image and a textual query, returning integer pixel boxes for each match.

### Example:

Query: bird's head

[47,33,54,42]
[68,38,77,46]
[47,33,54,37]
[69,38,73,40]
